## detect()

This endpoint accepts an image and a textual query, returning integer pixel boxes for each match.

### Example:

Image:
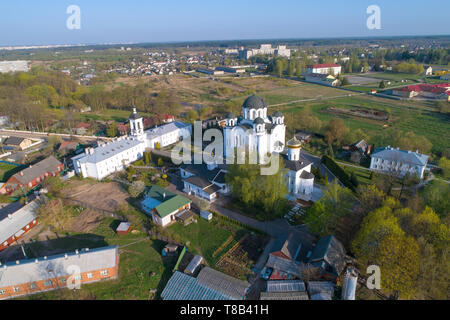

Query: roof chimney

[64,254,68,260]
[16,260,20,265]
[8,214,12,220]
[43,256,47,260]
[35,259,39,264]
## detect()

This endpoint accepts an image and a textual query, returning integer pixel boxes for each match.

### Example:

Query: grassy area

[341,164,373,185]
[25,238,175,300]
[0,162,24,182]
[164,218,246,266]
[22,217,176,300]
[283,93,450,156]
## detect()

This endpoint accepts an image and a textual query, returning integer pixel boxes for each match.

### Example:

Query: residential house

[308,235,346,282]
[74,122,91,135]
[3,137,33,150]
[0,195,44,251]
[0,246,119,300]
[57,140,79,155]
[180,162,229,202]
[140,185,191,227]
[1,156,64,195]
[370,146,429,179]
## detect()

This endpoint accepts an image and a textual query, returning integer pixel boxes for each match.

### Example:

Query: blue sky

[0,0,449,46]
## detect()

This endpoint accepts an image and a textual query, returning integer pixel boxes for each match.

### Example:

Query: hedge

[321,155,356,191]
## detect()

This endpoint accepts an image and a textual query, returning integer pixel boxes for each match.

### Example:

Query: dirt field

[64,180,129,212]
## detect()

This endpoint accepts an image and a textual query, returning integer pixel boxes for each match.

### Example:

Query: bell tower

[129,107,144,139]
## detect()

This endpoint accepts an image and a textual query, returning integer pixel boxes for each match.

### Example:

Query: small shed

[176,210,196,226]
[185,255,203,275]
[116,222,131,235]
[162,243,179,256]
[200,210,213,221]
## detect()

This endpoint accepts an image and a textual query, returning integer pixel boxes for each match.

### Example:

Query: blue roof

[161,271,233,300]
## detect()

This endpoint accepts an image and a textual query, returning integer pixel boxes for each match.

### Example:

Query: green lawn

[341,164,373,185]
[21,215,179,300]
[283,94,450,156]
[0,162,24,182]
[25,237,174,300]
[165,218,246,266]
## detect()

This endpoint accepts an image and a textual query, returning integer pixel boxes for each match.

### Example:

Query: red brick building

[0,246,119,299]
[0,196,43,252]
[1,156,64,195]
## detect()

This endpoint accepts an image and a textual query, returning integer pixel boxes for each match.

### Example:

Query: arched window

[251,110,256,120]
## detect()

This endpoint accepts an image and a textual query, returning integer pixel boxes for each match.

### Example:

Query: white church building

[72,108,192,180]
[224,95,286,164]
[177,95,315,202]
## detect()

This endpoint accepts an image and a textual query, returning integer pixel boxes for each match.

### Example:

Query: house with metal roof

[140,185,191,227]
[2,136,33,150]
[180,162,229,202]
[0,195,44,251]
[308,235,346,282]
[0,246,119,300]
[162,267,249,300]
[1,156,64,194]
[370,146,429,179]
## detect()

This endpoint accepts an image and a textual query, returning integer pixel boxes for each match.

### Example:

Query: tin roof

[0,196,42,244]
[0,246,118,288]
[266,280,306,292]
[161,271,235,300]
[145,121,191,140]
[75,138,143,164]
[371,146,429,166]
[260,291,309,300]
[9,156,62,185]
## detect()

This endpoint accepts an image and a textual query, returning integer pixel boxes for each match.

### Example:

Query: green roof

[146,185,191,218]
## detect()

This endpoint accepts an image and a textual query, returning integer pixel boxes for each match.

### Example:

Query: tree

[126,166,136,182]
[155,142,161,150]
[198,199,210,211]
[376,234,420,298]
[324,118,349,145]
[157,158,164,167]
[357,184,385,213]
[144,151,152,165]
[225,153,289,219]
[421,180,450,219]
[304,180,354,235]
[379,80,386,89]
[106,124,118,138]
[350,172,359,188]
[38,199,76,231]
[128,180,146,198]
[438,157,450,180]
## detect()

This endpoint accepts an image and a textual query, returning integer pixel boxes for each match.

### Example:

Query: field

[282,93,449,155]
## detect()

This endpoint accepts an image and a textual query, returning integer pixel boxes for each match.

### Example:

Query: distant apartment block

[0,246,119,300]
[0,60,29,73]
[240,44,291,59]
